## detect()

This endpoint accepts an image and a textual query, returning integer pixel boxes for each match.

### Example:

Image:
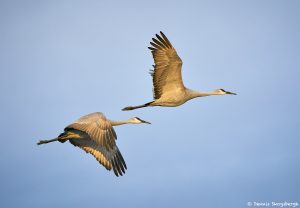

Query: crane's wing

[65,112,127,176]
[148,31,184,99]
[68,135,126,176]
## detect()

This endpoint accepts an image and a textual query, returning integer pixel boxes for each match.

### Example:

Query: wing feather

[64,112,127,176]
[155,34,170,48]
[160,31,173,48]
[152,38,165,48]
[150,41,164,50]
[148,32,184,99]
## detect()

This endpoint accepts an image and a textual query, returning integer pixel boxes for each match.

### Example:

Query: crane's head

[129,117,151,124]
[216,89,237,95]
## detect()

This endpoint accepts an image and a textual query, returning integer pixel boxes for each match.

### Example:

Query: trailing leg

[122,101,153,111]
[37,138,58,145]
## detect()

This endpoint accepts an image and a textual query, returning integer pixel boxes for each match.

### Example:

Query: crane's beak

[225,91,237,95]
[140,119,151,124]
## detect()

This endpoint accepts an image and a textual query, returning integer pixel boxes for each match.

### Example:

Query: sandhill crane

[37,112,150,176]
[122,32,236,111]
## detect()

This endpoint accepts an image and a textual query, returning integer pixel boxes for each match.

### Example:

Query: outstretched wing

[148,31,185,99]
[65,112,127,176]
[66,112,117,151]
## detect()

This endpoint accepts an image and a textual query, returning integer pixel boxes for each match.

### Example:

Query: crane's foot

[122,106,134,111]
[37,138,58,145]
[37,140,48,145]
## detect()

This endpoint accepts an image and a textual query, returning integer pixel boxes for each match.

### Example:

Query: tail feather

[122,102,153,111]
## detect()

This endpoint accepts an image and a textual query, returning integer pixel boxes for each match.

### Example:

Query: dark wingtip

[160,31,167,38]
[148,46,156,51]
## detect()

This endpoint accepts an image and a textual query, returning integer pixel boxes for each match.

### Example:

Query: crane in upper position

[122,31,236,111]
[37,112,150,176]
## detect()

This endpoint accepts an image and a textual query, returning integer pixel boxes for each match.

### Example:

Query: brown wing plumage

[148,31,184,99]
[64,112,126,176]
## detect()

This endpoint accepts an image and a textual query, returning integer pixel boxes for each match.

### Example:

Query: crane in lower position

[122,31,236,111]
[37,112,150,176]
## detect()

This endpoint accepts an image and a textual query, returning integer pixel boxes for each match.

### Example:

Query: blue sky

[0,1,299,207]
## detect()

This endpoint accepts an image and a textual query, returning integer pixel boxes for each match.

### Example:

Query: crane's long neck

[109,119,133,126]
[188,89,219,99]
